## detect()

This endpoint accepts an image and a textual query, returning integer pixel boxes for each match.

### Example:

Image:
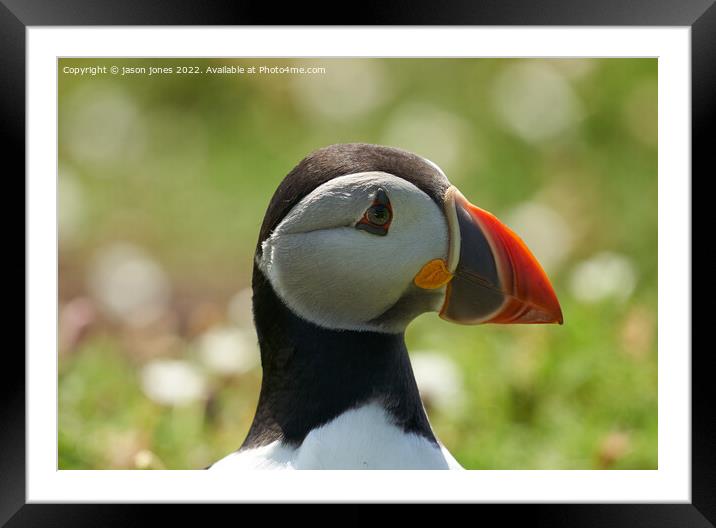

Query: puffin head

[254,143,562,335]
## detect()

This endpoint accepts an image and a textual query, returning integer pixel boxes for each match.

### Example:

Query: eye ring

[356,188,392,236]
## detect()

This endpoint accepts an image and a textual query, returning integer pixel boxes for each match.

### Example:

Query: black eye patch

[356,188,393,236]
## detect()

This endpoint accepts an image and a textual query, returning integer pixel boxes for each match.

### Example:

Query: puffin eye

[356,188,392,236]
[366,204,390,226]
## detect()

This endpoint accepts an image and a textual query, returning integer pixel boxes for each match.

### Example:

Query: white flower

[492,62,583,143]
[197,326,259,376]
[569,251,637,303]
[227,288,254,329]
[290,60,390,121]
[410,351,465,414]
[140,359,208,406]
[87,242,170,327]
[61,83,146,167]
[382,102,473,176]
[505,201,574,273]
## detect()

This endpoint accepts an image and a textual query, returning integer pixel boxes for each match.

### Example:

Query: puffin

[209,143,562,470]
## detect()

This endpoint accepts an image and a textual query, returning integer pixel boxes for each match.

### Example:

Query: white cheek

[262,210,448,331]
[258,172,450,332]
[263,229,411,327]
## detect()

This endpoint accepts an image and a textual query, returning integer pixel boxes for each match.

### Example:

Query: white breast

[209,402,463,470]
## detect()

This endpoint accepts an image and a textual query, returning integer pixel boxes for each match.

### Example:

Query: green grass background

[58,58,657,470]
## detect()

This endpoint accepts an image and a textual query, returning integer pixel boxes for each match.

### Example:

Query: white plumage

[210,402,462,470]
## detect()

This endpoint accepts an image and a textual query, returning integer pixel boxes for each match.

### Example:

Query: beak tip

[546,297,564,325]
[532,305,564,325]
[552,300,564,325]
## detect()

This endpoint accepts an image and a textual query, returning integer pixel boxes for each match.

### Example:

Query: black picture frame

[5,0,708,524]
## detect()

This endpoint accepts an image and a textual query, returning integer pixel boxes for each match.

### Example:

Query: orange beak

[439,187,563,325]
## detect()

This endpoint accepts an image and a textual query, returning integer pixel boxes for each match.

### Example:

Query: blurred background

[58,58,657,470]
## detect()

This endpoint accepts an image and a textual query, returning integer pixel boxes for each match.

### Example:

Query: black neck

[241,268,435,449]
